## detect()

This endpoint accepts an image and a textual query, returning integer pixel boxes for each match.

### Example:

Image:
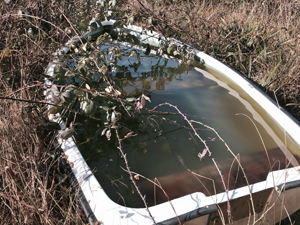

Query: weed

[1,0,300,224]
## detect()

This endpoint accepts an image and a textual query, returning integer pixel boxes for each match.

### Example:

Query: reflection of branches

[122,126,184,152]
[91,57,131,117]
[156,79,165,91]
[123,110,201,151]
[177,156,216,197]
[212,158,234,224]
[190,119,256,223]
[151,103,235,224]
[147,115,162,131]
[115,129,156,224]
[176,156,226,224]
[227,154,241,188]
[152,103,212,156]
[235,113,283,223]
[121,168,182,225]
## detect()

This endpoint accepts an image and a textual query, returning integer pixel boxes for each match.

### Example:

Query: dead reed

[0,0,91,224]
[1,0,300,224]
[125,0,300,120]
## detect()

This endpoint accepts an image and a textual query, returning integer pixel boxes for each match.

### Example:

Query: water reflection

[72,43,293,208]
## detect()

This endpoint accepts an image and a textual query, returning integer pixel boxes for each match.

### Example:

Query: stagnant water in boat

[74,48,297,208]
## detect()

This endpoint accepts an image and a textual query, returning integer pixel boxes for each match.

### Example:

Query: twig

[0,96,102,121]
[121,168,182,225]
[57,8,83,46]
[0,193,45,212]
[227,154,241,188]
[1,54,48,61]
[5,167,48,225]
[236,114,271,169]
[0,96,61,107]
[91,57,132,117]
[212,158,234,224]
[190,119,257,222]
[9,83,108,98]
[45,189,78,224]
[151,102,234,223]
[115,129,157,224]
[1,14,70,39]
[152,102,212,156]
[0,0,20,41]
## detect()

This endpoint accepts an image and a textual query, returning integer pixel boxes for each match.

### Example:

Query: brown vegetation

[126,0,300,120]
[0,0,299,224]
[0,0,90,224]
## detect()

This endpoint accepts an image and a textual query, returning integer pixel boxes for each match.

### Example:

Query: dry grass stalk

[1,0,300,224]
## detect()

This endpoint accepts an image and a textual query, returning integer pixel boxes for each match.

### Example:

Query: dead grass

[0,0,300,224]
[0,0,89,224]
[0,90,88,224]
[126,0,300,120]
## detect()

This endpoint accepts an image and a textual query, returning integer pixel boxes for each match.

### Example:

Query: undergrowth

[0,0,299,224]
[0,0,93,224]
[125,0,300,120]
